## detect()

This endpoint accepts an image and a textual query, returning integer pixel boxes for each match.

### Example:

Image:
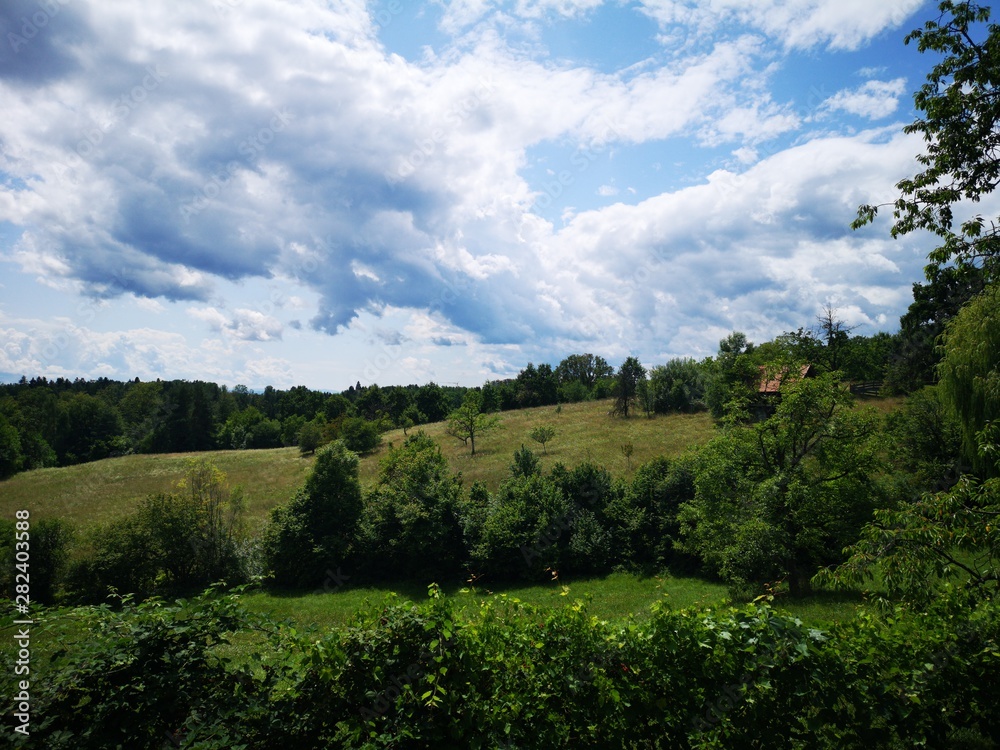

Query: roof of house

[758,364,814,394]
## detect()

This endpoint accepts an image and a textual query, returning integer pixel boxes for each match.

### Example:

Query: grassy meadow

[1,396,900,638]
[0,398,716,530]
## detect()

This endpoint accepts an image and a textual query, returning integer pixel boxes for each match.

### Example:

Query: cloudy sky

[0,0,951,390]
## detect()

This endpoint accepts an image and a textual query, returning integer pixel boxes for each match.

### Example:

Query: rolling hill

[0,399,715,530]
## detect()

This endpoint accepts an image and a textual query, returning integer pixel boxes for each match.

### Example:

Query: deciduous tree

[854,1,1000,279]
[446,390,502,455]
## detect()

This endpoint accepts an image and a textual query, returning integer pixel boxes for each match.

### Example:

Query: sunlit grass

[0,447,315,531]
[361,399,717,491]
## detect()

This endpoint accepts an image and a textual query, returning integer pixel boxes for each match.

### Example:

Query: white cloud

[822,78,908,119]
[188,306,283,341]
[0,0,944,386]
[638,0,926,50]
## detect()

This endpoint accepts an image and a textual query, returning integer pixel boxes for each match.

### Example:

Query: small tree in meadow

[446,390,502,456]
[529,425,556,454]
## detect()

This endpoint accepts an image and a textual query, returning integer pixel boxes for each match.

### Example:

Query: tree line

[0,307,941,482]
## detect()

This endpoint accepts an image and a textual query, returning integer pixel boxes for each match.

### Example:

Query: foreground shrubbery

[4,585,997,749]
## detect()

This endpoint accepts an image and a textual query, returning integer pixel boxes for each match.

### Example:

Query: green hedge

[5,586,998,749]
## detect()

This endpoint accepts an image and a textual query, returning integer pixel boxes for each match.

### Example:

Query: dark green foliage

[514,362,560,407]
[938,283,1000,476]
[468,473,574,579]
[356,432,465,580]
[323,393,353,420]
[4,586,282,749]
[63,515,159,602]
[53,393,124,464]
[509,444,541,478]
[9,586,999,749]
[264,440,364,588]
[414,382,452,422]
[704,331,759,419]
[217,406,283,449]
[886,265,986,392]
[0,517,74,605]
[297,419,324,454]
[0,415,23,478]
[64,461,247,601]
[611,356,646,418]
[338,415,383,454]
[820,434,1000,607]
[679,371,887,595]
[627,454,698,567]
[886,385,964,491]
[647,358,708,413]
[556,352,614,388]
[281,413,307,446]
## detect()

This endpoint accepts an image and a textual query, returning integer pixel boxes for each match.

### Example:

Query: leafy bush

[509,443,541,478]
[263,440,364,588]
[339,416,383,454]
[64,461,248,601]
[9,587,998,749]
[468,473,574,580]
[886,385,964,491]
[0,517,75,605]
[356,432,465,580]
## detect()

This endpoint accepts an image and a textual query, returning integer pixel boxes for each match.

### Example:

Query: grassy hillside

[0,448,315,530]
[361,398,715,489]
[0,399,715,529]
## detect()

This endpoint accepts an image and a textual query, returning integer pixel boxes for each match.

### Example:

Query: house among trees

[754,363,815,419]
[758,364,815,395]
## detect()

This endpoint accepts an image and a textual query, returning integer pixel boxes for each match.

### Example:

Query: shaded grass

[240,571,865,634]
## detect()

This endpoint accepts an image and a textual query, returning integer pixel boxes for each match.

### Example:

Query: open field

[0,447,315,531]
[0,399,717,528]
[360,398,717,489]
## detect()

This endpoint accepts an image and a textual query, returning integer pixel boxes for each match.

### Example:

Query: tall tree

[815,304,858,372]
[938,283,1000,476]
[611,357,646,418]
[556,353,613,387]
[678,371,886,596]
[853,1,1000,279]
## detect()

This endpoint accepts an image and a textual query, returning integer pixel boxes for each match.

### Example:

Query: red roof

[758,364,814,394]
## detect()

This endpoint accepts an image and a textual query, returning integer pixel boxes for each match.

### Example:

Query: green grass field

[240,571,865,632]
[0,396,899,643]
[0,399,716,529]
[364,398,716,490]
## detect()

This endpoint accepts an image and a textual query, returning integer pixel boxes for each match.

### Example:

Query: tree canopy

[854,1,1000,279]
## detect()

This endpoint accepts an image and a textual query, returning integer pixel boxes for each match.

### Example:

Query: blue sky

[0,0,962,390]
